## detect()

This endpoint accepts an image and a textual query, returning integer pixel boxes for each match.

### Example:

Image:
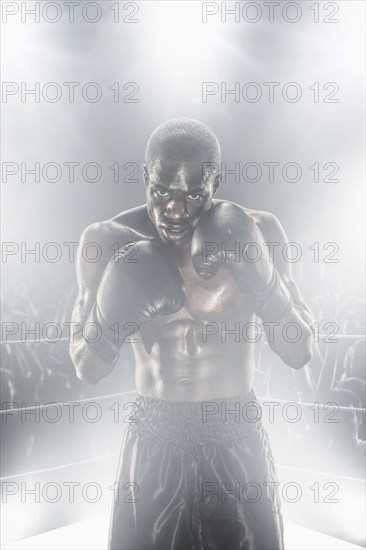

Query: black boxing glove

[191,202,292,322]
[86,240,186,364]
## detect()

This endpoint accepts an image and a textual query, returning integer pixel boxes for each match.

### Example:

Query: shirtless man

[70,118,314,549]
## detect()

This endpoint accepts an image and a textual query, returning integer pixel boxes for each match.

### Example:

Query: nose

[165,198,189,221]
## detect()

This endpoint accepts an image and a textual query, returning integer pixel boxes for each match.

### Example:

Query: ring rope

[276,462,366,482]
[257,397,366,414]
[0,337,70,344]
[0,390,136,414]
[0,334,365,345]
[1,453,365,484]
[0,452,119,482]
[1,391,364,414]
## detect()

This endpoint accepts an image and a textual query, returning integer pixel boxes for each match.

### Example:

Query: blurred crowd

[255,265,365,478]
[1,268,365,478]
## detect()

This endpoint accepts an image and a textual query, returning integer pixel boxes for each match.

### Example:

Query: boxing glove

[191,202,292,321]
[86,240,186,364]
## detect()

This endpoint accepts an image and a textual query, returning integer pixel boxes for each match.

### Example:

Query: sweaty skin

[70,158,313,400]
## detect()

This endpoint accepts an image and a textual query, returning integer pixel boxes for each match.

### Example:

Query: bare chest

[136,260,253,358]
[178,262,247,320]
[157,260,253,329]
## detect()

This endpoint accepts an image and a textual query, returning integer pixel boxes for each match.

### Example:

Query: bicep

[71,224,107,330]
[260,213,314,326]
[282,273,314,326]
[71,221,145,329]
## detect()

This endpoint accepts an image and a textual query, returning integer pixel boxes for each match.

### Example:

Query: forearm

[70,335,116,384]
[69,288,122,384]
[264,305,314,369]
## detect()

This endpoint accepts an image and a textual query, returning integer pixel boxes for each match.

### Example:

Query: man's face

[144,157,221,248]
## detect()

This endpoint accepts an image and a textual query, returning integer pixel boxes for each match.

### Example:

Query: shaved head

[145,118,221,166]
[143,118,223,248]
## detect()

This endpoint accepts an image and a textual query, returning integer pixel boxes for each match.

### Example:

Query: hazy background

[2,0,364,307]
[1,3,365,546]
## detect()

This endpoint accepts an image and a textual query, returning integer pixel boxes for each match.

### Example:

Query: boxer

[70,118,314,549]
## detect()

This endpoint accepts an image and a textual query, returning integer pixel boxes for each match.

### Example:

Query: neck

[168,241,192,267]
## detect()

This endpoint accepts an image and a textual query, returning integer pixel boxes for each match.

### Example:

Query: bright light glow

[140,2,225,83]
[2,516,364,550]
[1,499,40,545]
[285,521,364,550]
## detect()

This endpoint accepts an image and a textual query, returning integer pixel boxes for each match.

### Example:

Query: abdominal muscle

[133,278,256,401]
[134,337,255,402]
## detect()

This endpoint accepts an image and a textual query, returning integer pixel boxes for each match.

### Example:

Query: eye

[187,193,202,200]
[155,189,169,198]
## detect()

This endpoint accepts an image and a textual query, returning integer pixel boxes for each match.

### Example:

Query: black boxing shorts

[108,391,284,550]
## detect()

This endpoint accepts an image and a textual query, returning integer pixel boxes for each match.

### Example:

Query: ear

[142,164,149,187]
[213,172,223,194]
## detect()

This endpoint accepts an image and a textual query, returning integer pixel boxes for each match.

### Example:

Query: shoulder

[76,205,154,287]
[212,199,291,276]
[212,199,285,239]
[80,204,154,248]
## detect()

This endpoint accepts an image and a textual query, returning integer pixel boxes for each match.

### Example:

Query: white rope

[2,454,365,484]
[277,463,366,483]
[256,396,366,414]
[0,390,137,414]
[0,452,119,482]
[1,391,364,415]
[0,334,365,345]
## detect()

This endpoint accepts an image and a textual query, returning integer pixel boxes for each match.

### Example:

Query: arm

[257,212,314,369]
[70,223,185,385]
[69,221,145,384]
[191,202,314,370]
[69,222,118,384]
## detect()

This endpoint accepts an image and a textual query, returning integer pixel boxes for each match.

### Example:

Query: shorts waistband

[128,390,263,442]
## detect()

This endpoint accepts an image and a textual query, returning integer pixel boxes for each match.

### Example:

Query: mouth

[160,224,190,240]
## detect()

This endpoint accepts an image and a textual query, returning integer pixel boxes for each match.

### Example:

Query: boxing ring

[2,0,364,546]
[1,332,365,550]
